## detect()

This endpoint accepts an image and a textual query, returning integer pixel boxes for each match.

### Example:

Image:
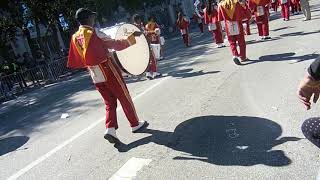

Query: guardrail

[0,57,81,102]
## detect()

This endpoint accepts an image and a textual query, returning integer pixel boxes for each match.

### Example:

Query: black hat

[75,8,96,21]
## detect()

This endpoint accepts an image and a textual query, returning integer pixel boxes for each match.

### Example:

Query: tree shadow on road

[242,52,319,65]
[0,74,99,136]
[0,136,29,156]
[115,115,301,167]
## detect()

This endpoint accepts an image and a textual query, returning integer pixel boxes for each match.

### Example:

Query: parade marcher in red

[271,0,279,11]
[193,0,205,34]
[291,0,302,14]
[218,0,251,65]
[68,8,147,143]
[176,12,191,47]
[249,0,271,40]
[239,0,252,35]
[145,15,162,79]
[280,0,290,21]
[204,0,226,48]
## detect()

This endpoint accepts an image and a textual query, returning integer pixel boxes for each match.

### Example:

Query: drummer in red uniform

[218,0,251,65]
[68,8,147,143]
[145,15,162,80]
[176,12,191,47]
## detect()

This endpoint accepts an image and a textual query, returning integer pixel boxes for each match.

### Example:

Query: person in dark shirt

[299,58,320,148]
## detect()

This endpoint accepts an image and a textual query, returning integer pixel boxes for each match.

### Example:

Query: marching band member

[239,0,252,35]
[249,0,271,40]
[204,0,226,48]
[193,0,205,34]
[280,0,290,21]
[145,15,162,79]
[291,0,302,15]
[218,0,251,65]
[132,14,145,30]
[176,12,191,47]
[68,8,147,143]
[271,0,279,12]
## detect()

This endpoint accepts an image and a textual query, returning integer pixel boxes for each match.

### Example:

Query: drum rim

[114,23,151,76]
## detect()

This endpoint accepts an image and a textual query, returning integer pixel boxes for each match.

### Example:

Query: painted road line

[6,57,202,180]
[109,157,152,180]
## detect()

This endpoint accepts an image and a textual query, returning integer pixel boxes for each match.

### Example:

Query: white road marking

[6,57,201,180]
[108,157,152,180]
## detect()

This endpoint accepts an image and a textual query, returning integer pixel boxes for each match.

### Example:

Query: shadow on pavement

[246,37,282,45]
[115,115,301,167]
[243,52,319,65]
[280,30,320,37]
[0,136,29,156]
[271,26,294,32]
[0,75,98,136]
[167,68,220,79]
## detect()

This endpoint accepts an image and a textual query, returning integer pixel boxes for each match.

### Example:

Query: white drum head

[115,24,150,76]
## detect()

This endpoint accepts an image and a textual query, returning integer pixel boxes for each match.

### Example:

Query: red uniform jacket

[204,7,219,24]
[176,17,190,30]
[249,0,271,22]
[145,22,160,44]
[218,1,251,36]
[67,25,136,83]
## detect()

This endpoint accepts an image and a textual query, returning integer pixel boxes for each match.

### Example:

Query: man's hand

[298,74,320,110]
[132,31,143,37]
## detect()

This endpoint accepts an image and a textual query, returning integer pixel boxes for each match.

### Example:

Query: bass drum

[100,23,150,76]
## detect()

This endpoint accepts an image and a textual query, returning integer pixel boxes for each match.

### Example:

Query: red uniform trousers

[181,29,190,46]
[243,20,251,35]
[228,34,247,60]
[95,60,139,129]
[257,17,269,36]
[211,23,224,44]
[148,37,159,73]
[291,0,301,13]
[271,2,278,11]
[256,15,270,36]
[149,51,158,72]
[198,22,204,33]
[281,2,290,19]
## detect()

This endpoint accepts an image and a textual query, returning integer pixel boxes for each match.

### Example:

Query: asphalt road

[1,1,320,179]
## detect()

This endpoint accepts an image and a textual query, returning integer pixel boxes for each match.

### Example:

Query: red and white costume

[67,25,139,129]
[291,0,301,14]
[271,0,279,12]
[204,5,224,45]
[280,0,290,20]
[249,0,271,37]
[176,16,190,47]
[218,0,251,60]
[193,8,205,33]
[145,22,161,77]
[240,1,252,35]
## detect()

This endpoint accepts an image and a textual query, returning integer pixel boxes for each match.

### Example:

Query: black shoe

[104,134,120,144]
[264,36,271,40]
[233,57,241,65]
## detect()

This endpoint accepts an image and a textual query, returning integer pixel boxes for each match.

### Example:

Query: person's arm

[102,33,136,51]
[298,59,320,110]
